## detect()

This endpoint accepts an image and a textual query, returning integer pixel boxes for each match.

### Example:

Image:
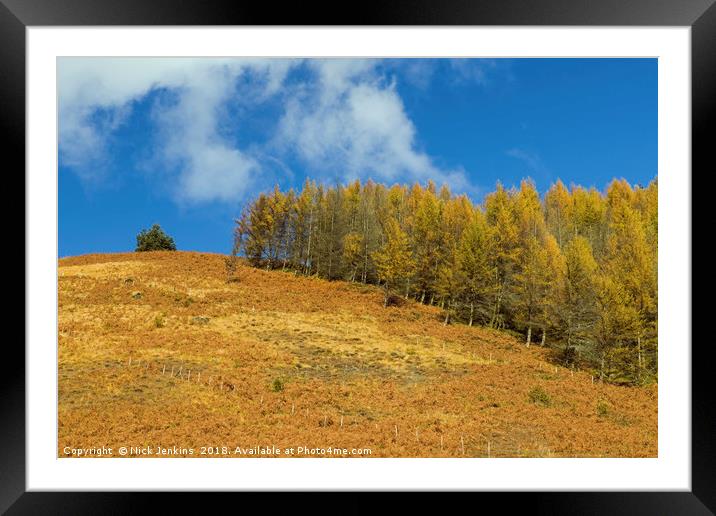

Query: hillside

[58,251,657,458]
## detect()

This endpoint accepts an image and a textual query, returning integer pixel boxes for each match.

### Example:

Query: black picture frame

[3,0,711,513]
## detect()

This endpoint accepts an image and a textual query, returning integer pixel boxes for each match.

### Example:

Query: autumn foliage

[236,178,658,384]
[58,252,656,458]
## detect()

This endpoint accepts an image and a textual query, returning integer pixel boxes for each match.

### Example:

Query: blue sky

[59,58,657,257]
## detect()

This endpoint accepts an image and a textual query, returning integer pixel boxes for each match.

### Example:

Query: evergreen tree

[135,224,176,252]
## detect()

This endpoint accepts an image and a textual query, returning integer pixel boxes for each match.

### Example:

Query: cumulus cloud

[276,59,468,189]
[58,57,295,202]
[59,57,473,203]
[391,59,437,91]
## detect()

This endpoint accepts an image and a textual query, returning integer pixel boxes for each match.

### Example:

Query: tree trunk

[469,302,474,327]
[327,210,335,279]
[637,336,643,382]
[362,209,369,283]
[541,329,546,346]
[282,232,290,271]
[490,287,503,329]
[305,207,314,274]
[362,243,368,283]
[556,206,562,248]
[526,326,532,347]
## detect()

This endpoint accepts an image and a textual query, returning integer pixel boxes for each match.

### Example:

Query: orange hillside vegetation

[58,251,657,458]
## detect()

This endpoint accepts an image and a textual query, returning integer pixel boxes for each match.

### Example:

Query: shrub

[225,254,239,282]
[271,378,284,392]
[528,386,552,407]
[596,400,610,417]
[135,224,176,252]
[384,294,406,307]
[560,346,579,366]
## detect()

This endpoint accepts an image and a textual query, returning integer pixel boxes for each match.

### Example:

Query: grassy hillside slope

[58,251,657,457]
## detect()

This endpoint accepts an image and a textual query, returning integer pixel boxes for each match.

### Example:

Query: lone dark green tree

[135,224,176,252]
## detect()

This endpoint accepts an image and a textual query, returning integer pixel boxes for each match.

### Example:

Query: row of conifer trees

[233,177,657,385]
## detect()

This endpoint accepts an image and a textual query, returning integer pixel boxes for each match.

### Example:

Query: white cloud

[392,59,437,90]
[276,59,468,189]
[58,57,295,202]
[59,57,473,203]
[448,59,501,86]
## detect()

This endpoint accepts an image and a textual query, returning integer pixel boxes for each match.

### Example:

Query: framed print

[3,0,712,512]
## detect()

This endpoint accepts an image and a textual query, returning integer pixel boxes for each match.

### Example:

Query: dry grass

[58,251,657,458]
